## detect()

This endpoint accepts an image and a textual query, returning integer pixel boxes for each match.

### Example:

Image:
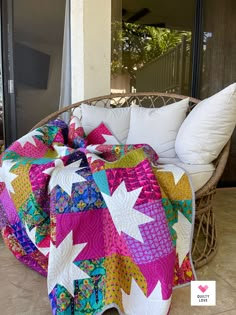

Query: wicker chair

[33,93,231,269]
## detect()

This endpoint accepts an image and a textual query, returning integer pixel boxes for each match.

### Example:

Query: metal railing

[136,36,190,94]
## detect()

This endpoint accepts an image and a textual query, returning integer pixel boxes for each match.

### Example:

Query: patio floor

[0,188,235,315]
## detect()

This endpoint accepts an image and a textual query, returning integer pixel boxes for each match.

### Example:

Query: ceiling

[13,0,194,47]
[14,0,66,45]
[122,0,195,31]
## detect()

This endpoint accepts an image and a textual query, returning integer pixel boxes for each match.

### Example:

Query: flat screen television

[15,42,50,89]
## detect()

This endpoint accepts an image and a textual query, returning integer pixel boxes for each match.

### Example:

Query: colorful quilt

[0,118,195,315]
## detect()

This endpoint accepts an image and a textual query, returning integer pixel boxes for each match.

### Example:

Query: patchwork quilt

[0,117,195,315]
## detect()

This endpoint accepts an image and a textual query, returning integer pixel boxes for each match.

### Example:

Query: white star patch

[72,108,82,120]
[157,164,185,185]
[173,211,192,266]
[53,144,71,157]
[47,231,89,296]
[17,129,43,147]
[102,134,119,145]
[43,159,86,196]
[0,160,18,194]
[25,224,50,256]
[86,153,105,164]
[70,116,82,129]
[86,145,102,154]
[121,279,171,315]
[101,181,154,243]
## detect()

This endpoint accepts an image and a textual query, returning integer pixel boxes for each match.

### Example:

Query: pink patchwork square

[87,122,120,145]
[68,115,85,145]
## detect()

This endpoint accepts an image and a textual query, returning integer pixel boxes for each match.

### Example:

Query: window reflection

[0,20,4,149]
[111,1,194,95]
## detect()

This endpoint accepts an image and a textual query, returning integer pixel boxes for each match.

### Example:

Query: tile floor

[0,188,236,315]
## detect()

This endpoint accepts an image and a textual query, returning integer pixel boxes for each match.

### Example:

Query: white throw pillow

[175,83,236,164]
[126,98,189,158]
[75,104,131,143]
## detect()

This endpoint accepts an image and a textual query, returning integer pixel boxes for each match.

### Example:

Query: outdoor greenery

[111,22,191,79]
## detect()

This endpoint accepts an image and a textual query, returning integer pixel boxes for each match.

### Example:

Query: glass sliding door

[200,0,236,99]
[200,0,236,185]
[2,0,66,145]
[0,9,4,149]
[111,0,195,95]
[1,0,17,147]
[2,0,66,144]
[13,0,66,138]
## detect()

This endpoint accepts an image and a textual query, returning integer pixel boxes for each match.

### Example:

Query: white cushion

[77,104,131,143]
[73,107,82,120]
[175,83,236,164]
[158,157,215,192]
[126,98,189,158]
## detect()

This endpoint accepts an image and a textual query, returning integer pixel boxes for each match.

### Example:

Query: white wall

[71,0,111,103]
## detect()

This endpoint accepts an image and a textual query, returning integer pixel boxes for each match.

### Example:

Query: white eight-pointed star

[25,224,50,256]
[47,231,89,296]
[172,210,192,266]
[101,181,154,243]
[70,116,81,129]
[0,160,18,194]
[53,144,71,157]
[17,129,43,147]
[86,153,105,164]
[43,159,86,196]
[102,134,119,145]
[86,144,102,154]
[156,164,185,185]
[121,279,171,315]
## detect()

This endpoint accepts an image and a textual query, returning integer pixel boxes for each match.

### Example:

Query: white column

[71,0,111,103]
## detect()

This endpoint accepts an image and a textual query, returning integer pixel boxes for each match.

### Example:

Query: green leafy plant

[111,22,191,80]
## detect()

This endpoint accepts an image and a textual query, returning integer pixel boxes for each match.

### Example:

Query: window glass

[111,0,194,95]
[200,0,236,185]
[0,16,4,146]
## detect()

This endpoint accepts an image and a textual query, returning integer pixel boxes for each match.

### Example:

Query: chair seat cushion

[158,157,215,192]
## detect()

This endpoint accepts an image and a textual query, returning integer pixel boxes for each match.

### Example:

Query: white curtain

[59,0,71,122]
